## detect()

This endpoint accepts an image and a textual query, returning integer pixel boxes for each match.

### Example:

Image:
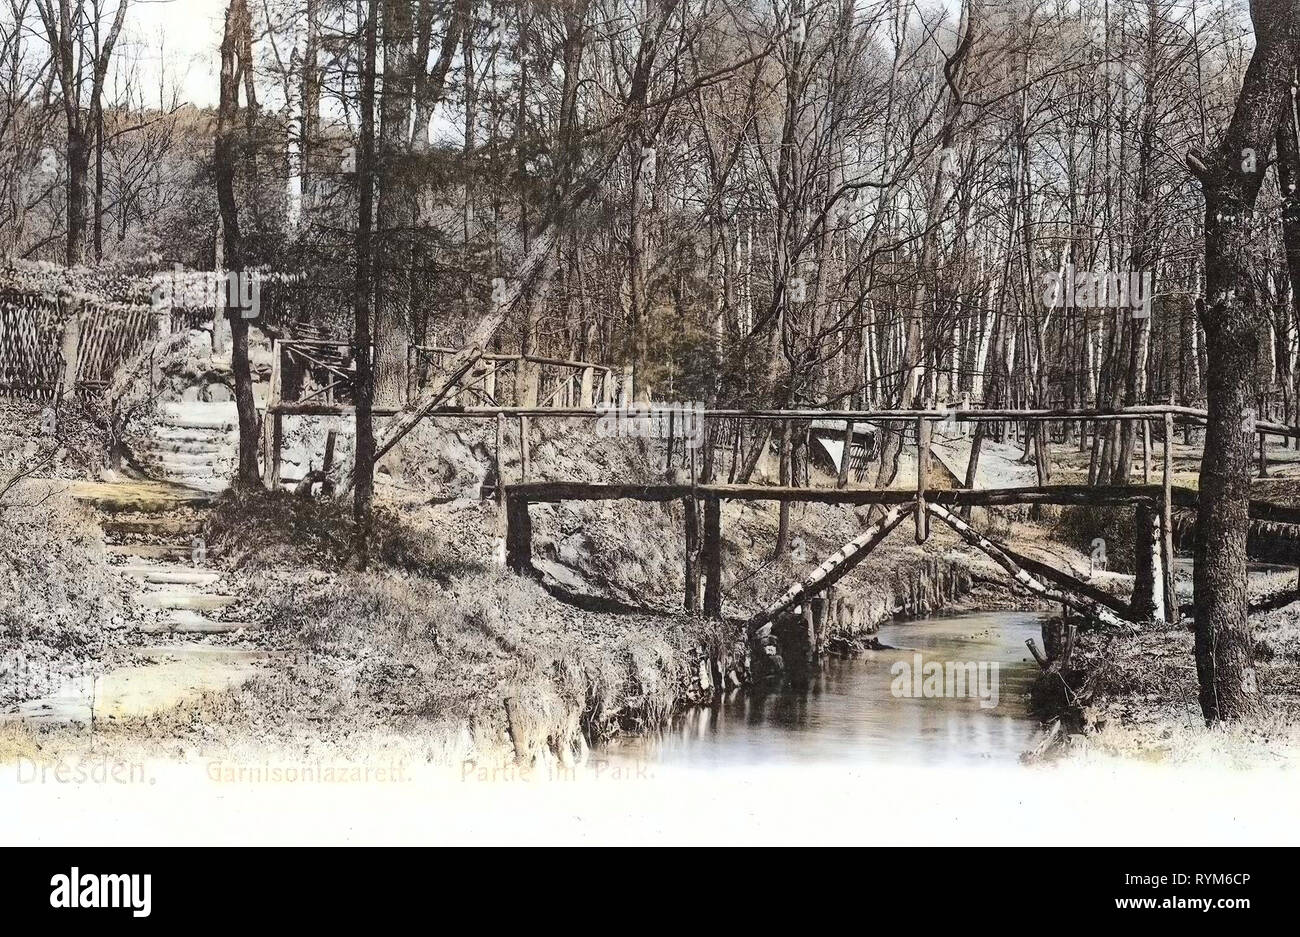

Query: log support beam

[684,496,700,613]
[703,495,722,619]
[745,502,912,636]
[928,502,1138,631]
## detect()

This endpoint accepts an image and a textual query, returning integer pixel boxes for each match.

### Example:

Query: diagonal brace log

[996,542,1134,620]
[744,502,912,636]
[332,227,560,497]
[927,502,1138,632]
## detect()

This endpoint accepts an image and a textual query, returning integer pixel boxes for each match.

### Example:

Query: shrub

[1054,504,1136,573]
[0,494,116,645]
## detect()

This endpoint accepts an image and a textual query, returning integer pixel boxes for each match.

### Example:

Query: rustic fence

[0,287,159,399]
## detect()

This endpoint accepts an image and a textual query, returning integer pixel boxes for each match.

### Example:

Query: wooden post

[505,495,534,574]
[1132,504,1159,622]
[58,309,80,399]
[915,416,931,543]
[484,361,497,404]
[494,414,507,564]
[579,366,594,406]
[665,407,675,478]
[1162,410,1177,623]
[262,339,282,489]
[683,497,700,612]
[495,413,506,507]
[1141,418,1152,483]
[703,495,722,619]
[1259,431,1268,477]
[519,415,530,481]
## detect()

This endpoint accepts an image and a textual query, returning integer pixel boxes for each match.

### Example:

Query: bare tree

[1185,0,1300,721]
[34,0,128,265]
[215,0,261,487]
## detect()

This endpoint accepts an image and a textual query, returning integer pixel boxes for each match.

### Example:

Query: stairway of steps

[135,401,240,494]
[81,481,257,637]
[4,480,265,728]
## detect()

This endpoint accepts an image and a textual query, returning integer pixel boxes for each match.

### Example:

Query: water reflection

[601,611,1046,768]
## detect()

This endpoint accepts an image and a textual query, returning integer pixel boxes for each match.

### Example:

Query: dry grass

[1052,594,1300,765]
[0,720,44,763]
[96,565,726,766]
[0,490,126,709]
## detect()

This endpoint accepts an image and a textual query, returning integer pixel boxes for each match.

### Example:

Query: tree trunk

[353,0,379,567]
[1188,0,1300,721]
[374,0,417,407]
[215,0,260,488]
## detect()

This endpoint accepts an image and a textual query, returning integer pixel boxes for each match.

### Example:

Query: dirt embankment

[1,396,1094,770]
[1028,603,1300,767]
[65,418,1054,768]
[1024,516,1300,766]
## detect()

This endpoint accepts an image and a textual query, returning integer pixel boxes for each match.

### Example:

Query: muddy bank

[1,410,1073,771]
[1023,569,1300,766]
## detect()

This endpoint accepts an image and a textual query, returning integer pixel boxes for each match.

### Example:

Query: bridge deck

[503,481,1173,506]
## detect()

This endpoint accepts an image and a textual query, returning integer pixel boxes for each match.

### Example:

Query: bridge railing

[407,345,615,408]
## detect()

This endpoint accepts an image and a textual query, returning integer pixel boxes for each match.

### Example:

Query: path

[8,475,266,728]
[135,401,239,494]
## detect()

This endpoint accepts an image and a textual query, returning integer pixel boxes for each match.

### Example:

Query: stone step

[160,402,238,431]
[144,474,230,494]
[137,592,237,612]
[67,480,216,513]
[151,424,236,442]
[1,646,271,727]
[142,438,231,457]
[115,565,223,586]
[101,516,206,538]
[141,610,255,635]
[108,544,211,561]
[141,456,233,476]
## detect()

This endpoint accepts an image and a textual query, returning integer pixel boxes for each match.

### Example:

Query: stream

[599,610,1046,769]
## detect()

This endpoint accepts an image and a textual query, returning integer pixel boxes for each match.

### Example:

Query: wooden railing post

[915,416,931,543]
[505,495,534,575]
[703,495,722,618]
[683,496,700,612]
[579,366,594,407]
[495,413,506,508]
[519,415,530,481]
[1162,409,1177,623]
[1132,502,1162,623]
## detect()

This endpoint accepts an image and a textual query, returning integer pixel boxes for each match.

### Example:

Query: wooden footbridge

[485,404,1300,636]
[249,341,1300,633]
